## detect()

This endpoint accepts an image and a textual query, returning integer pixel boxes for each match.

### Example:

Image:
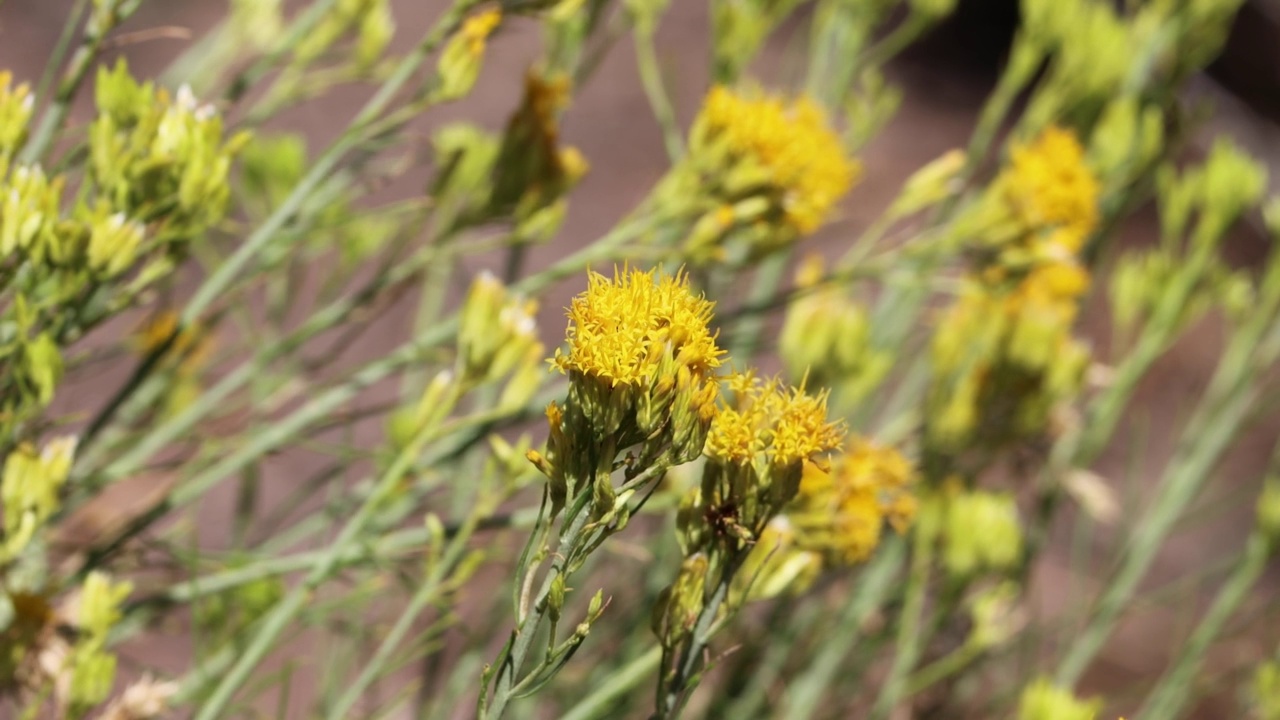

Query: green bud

[0,71,33,157]
[83,204,145,277]
[967,581,1024,650]
[652,553,708,648]
[23,332,63,406]
[355,0,395,70]
[436,9,500,101]
[586,588,605,620]
[230,0,284,50]
[1089,96,1163,186]
[910,0,958,22]
[942,488,1023,579]
[1,164,62,258]
[1195,138,1267,247]
[388,370,455,449]
[888,149,966,219]
[2,437,75,561]
[547,573,566,622]
[69,571,133,708]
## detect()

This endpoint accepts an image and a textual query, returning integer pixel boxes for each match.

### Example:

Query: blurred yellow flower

[1006,125,1100,249]
[459,8,501,55]
[691,86,859,235]
[791,438,917,564]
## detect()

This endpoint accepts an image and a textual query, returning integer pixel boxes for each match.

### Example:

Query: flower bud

[652,553,708,648]
[436,8,501,101]
[84,206,145,277]
[0,71,33,157]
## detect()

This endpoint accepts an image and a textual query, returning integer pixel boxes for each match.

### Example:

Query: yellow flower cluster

[553,267,723,387]
[789,438,917,565]
[679,371,844,557]
[689,85,860,237]
[1004,125,1100,252]
[704,371,844,470]
[534,268,724,514]
[929,126,1099,453]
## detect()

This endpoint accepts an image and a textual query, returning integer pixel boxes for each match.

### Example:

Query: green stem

[633,23,683,163]
[561,646,663,720]
[326,507,489,718]
[655,568,734,719]
[20,0,143,164]
[905,642,983,696]
[780,534,906,720]
[1135,529,1273,720]
[1054,320,1274,686]
[181,0,480,326]
[869,517,935,720]
[192,382,466,719]
[31,0,92,109]
[481,494,596,719]
[727,252,789,361]
[73,210,655,570]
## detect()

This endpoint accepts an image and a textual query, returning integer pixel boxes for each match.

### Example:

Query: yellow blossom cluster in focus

[553,267,724,387]
[705,371,845,470]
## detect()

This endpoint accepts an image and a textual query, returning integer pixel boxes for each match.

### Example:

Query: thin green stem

[192,381,467,719]
[31,0,92,108]
[326,506,489,718]
[780,534,906,720]
[655,567,734,719]
[20,0,143,164]
[1135,529,1273,720]
[633,24,683,163]
[181,0,480,326]
[561,646,663,720]
[869,518,936,720]
[481,494,595,719]
[1054,292,1274,681]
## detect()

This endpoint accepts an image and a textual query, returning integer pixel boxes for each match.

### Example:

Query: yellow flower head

[792,438,917,564]
[704,372,844,469]
[692,86,860,234]
[553,267,723,387]
[1006,125,1100,245]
